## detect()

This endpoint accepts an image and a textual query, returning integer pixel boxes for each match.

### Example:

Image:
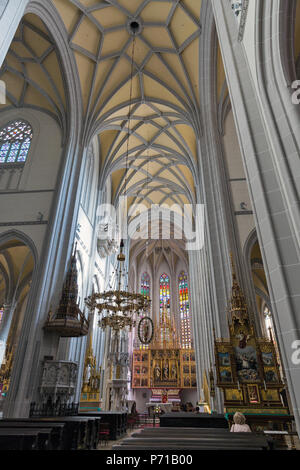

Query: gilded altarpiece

[214,259,289,422]
[132,305,196,390]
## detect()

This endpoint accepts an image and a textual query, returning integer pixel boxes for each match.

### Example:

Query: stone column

[0,0,29,68]
[211,0,300,434]
[2,1,84,419]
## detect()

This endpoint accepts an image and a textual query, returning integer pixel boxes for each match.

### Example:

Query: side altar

[214,257,293,432]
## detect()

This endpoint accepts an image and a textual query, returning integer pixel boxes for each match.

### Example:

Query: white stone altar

[146,402,173,415]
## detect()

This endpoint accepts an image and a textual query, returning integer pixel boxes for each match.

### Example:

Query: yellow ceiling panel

[23,13,49,35]
[169,5,199,49]
[10,42,32,59]
[25,62,60,106]
[23,27,51,58]
[154,133,183,153]
[53,0,80,34]
[79,0,102,7]
[143,75,184,110]
[181,40,199,103]
[97,57,131,107]
[73,16,101,57]
[125,36,150,66]
[160,52,192,97]
[142,26,174,49]
[99,74,140,118]
[174,123,196,159]
[177,165,195,192]
[111,168,126,199]
[43,52,66,108]
[91,6,127,29]
[23,85,54,113]
[134,121,161,141]
[117,0,145,15]
[144,54,188,103]
[74,51,95,113]
[181,0,202,21]
[140,2,173,23]
[101,29,129,57]
[5,52,24,73]
[100,129,119,164]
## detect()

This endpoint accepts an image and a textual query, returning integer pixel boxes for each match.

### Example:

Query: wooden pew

[0,416,97,450]
[37,417,98,449]
[113,426,273,450]
[0,428,54,450]
[0,421,65,450]
[79,411,127,441]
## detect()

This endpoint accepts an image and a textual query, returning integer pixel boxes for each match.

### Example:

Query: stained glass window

[139,272,151,349]
[159,273,170,318]
[141,272,150,299]
[178,271,191,349]
[0,120,33,164]
[0,307,3,325]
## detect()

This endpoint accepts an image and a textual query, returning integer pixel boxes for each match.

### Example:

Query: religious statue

[236,331,250,349]
[171,364,177,379]
[163,361,169,379]
[154,364,161,380]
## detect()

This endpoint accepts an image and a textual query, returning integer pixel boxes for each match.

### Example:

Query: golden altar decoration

[132,304,196,389]
[79,336,102,411]
[214,256,289,420]
[0,343,14,396]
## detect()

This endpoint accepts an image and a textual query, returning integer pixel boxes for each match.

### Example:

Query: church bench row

[115,435,271,450]
[0,416,101,450]
[0,427,58,450]
[78,412,127,440]
[113,426,273,450]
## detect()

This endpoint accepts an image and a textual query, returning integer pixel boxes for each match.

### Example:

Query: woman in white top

[230,412,251,432]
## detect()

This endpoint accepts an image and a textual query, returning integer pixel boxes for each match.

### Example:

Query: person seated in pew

[230,412,251,433]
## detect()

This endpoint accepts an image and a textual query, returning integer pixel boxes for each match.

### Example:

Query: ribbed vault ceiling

[0,1,205,216]
[0,13,67,135]
[53,0,202,210]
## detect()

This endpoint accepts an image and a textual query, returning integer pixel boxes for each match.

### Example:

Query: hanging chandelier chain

[124,35,136,199]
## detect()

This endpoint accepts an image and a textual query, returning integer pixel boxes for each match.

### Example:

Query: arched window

[178,271,191,349]
[159,273,170,319]
[141,272,150,298]
[0,120,33,164]
[137,272,151,350]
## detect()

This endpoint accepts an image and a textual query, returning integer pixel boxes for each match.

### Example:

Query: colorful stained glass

[159,273,170,317]
[0,308,3,325]
[138,272,151,349]
[141,272,150,298]
[178,271,192,349]
[0,120,33,164]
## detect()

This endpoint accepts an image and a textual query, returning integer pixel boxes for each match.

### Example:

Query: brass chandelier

[85,240,151,332]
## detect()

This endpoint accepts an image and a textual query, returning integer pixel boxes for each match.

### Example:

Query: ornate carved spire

[228,253,248,324]
[44,245,89,337]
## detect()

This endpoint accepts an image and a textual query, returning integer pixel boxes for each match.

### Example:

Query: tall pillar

[212,0,300,434]
[2,1,83,419]
[0,0,29,68]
